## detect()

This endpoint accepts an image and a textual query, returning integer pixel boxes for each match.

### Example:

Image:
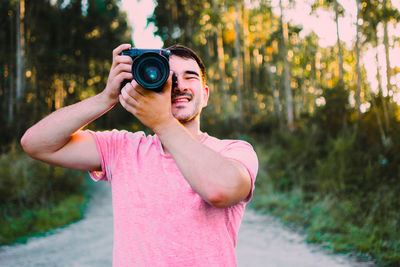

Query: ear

[202,85,209,108]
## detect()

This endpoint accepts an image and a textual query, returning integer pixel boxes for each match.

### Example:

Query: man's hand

[20,44,136,172]
[103,43,133,103]
[119,71,176,132]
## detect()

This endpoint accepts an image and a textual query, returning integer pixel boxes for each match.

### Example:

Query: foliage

[0,194,87,245]
[149,3,400,262]
[1,0,400,264]
[251,112,400,265]
[0,147,88,244]
[0,0,133,149]
[0,0,137,246]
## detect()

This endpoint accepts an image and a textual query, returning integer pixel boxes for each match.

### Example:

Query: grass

[0,193,88,245]
[0,148,91,245]
[249,139,400,266]
[249,185,380,265]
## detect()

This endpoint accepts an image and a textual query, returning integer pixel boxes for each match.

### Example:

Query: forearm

[21,92,116,156]
[155,120,251,207]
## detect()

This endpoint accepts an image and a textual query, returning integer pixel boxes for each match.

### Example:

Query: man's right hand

[21,44,134,172]
[103,44,133,103]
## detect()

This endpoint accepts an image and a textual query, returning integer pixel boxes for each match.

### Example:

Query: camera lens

[140,64,162,84]
[132,52,170,92]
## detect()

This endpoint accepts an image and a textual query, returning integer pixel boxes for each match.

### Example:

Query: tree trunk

[374,31,390,132]
[216,21,228,115]
[383,0,392,94]
[234,1,243,123]
[279,0,294,131]
[265,59,281,120]
[242,3,251,97]
[8,70,14,124]
[355,0,361,119]
[371,96,386,146]
[334,0,344,82]
[16,0,25,112]
[8,9,15,125]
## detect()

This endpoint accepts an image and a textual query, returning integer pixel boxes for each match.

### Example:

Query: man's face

[169,55,209,123]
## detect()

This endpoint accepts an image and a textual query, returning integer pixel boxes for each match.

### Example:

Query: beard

[171,94,202,123]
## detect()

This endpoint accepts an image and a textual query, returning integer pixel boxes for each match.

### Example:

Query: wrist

[98,90,119,108]
[153,117,180,137]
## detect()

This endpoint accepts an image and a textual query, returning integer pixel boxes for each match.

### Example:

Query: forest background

[1,0,400,265]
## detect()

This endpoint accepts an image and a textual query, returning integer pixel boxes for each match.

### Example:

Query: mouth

[172,94,192,104]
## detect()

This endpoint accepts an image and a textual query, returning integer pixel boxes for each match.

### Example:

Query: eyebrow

[184,70,200,77]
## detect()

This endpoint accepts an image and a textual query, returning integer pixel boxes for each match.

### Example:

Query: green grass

[250,139,400,266]
[0,148,91,245]
[250,186,383,265]
[0,193,88,245]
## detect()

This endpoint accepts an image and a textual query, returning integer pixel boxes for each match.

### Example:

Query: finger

[113,72,133,87]
[111,63,132,77]
[125,79,143,98]
[108,65,132,87]
[119,94,136,115]
[112,44,132,68]
[113,44,131,58]
[132,81,149,98]
[114,55,133,65]
[121,84,139,106]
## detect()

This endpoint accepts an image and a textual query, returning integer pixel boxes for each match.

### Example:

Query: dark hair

[166,45,207,84]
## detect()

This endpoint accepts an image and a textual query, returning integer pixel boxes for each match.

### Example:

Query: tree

[234,1,244,123]
[312,0,345,83]
[16,0,25,120]
[360,0,390,142]
[279,0,294,131]
[0,0,131,149]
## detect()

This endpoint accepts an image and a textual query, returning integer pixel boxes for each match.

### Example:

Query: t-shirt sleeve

[85,130,144,183]
[85,130,121,182]
[220,140,259,204]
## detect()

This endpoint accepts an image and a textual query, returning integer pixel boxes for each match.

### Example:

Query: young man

[21,44,258,266]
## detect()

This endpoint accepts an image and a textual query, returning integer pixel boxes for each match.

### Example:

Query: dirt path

[0,182,374,267]
[236,209,374,267]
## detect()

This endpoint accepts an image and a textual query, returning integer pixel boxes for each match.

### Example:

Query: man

[21,44,258,266]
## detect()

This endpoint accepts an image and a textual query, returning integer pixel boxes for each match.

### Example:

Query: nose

[172,73,188,93]
[172,73,178,89]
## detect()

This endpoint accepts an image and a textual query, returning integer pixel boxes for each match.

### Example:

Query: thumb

[161,71,174,94]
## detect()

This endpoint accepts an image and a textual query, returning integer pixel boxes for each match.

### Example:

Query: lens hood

[120,48,171,92]
[132,52,170,92]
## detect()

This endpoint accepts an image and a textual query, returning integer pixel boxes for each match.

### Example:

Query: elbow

[206,190,232,208]
[205,173,251,208]
[20,131,37,158]
[20,132,29,153]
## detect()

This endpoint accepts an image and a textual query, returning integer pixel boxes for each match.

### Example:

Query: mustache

[171,92,192,98]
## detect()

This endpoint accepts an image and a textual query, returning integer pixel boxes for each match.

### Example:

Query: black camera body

[120,48,173,92]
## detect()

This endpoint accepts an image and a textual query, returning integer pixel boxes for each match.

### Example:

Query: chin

[173,113,198,124]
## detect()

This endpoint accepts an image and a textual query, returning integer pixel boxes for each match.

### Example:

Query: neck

[158,116,204,156]
[180,116,204,141]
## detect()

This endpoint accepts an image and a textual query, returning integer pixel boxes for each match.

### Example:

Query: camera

[120,48,176,92]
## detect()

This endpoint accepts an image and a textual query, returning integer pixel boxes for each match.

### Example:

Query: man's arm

[119,76,253,208]
[21,44,133,171]
[156,121,253,208]
[21,93,114,171]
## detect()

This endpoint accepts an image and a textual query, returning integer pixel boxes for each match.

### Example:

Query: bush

[251,122,400,265]
[0,149,84,208]
[0,148,88,244]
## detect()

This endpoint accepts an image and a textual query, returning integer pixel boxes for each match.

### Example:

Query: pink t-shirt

[87,130,258,267]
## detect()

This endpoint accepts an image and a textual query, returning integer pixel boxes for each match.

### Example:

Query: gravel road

[0,182,375,267]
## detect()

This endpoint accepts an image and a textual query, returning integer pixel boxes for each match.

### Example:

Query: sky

[119,0,400,107]
[119,0,163,48]
[119,0,399,48]
[119,0,358,48]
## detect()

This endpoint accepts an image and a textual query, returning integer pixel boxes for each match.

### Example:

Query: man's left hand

[119,71,176,131]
